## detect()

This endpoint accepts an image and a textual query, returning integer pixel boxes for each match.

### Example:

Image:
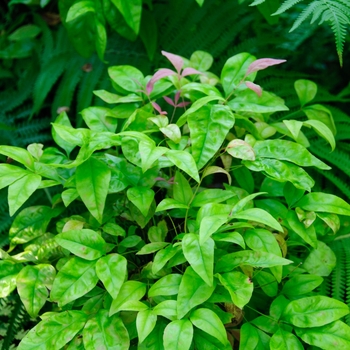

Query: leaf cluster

[1,50,350,349]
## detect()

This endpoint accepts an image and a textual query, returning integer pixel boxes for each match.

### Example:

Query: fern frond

[273,0,305,15]
[329,240,346,301]
[343,239,350,325]
[314,169,350,200]
[290,2,320,31]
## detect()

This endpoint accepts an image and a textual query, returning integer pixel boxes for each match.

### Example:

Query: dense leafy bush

[1,50,350,349]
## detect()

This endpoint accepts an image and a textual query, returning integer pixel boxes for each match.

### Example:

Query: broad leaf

[228,90,289,113]
[148,274,182,297]
[96,254,127,299]
[8,173,42,216]
[270,328,304,350]
[0,164,29,190]
[303,104,336,135]
[0,145,34,170]
[153,300,177,320]
[50,257,99,307]
[243,158,314,192]
[295,320,350,348]
[282,274,323,297]
[192,189,234,207]
[182,234,214,286]
[177,266,215,319]
[137,310,158,343]
[167,150,199,182]
[173,171,193,205]
[190,308,228,346]
[108,65,144,92]
[253,140,330,170]
[216,250,293,273]
[230,208,283,232]
[282,296,349,327]
[81,107,118,133]
[286,210,318,248]
[163,319,193,350]
[55,229,106,260]
[83,309,129,349]
[199,215,227,244]
[217,271,253,308]
[9,206,52,245]
[18,311,87,350]
[110,281,146,315]
[294,79,317,106]
[127,186,155,217]
[296,193,350,216]
[76,157,111,223]
[303,241,336,276]
[188,104,235,169]
[17,264,55,318]
[156,198,189,212]
[304,119,335,151]
[152,245,179,274]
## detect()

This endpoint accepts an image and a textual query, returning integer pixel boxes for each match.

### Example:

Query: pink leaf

[162,51,184,74]
[245,81,263,97]
[181,67,203,77]
[146,68,176,94]
[177,101,191,108]
[163,96,175,107]
[174,91,181,104]
[245,58,286,76]
[151,102,168,115]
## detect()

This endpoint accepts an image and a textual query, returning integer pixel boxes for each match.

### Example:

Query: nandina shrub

[1,50,350,349]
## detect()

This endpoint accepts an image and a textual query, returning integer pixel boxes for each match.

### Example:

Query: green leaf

[110,281,146,315]
[8,24,41,40]
[83,309,129,349]
[303,104,336,135]
[212,231,245,248]
[167,150,200,182]
[0,164,28,190]
[152,245,178,274]
[173,171,193,205]
[199,214,227,243]
[305,119,336,151]
[228,90,289,113]
[202,166,232,185]
[108,65,144,93]
[216,250,293,273]
[190,308,228,346]
[137,310,157,343]
[177,266,215,319]
[55,229,106,260]
[66,1,95,22]
[110,0,142,35]
[221,52,256,96]
[163,319,193,350]
[283,120,303,140]
[139,141,168,172]
[0,261,21,297]
[282,296,349,327]
[296,192,350,216]
[295,320,350,349]
[294,79,317,107]
[51,257,99,307]
[230,208,283,232]
[127,186,155,217]
[282,274,323,297]
[17,264,55,318]
[96,254,127,299]
[188,104,235,169]
[153,300,177,320]
[217,271,253,308]
[177,96,225,127]
[76,157,111,224]
[9,206,52,245]
[192,190,234,208]
[18,311,87,350]
[138,318,167,350]
[243,158,314,192]
[253,139,330,170]
[286,210,318,248]
[190,51,214,71]
[81,107,118,133]
[139,9,157,60]
[8,173,42,216]
[183,234,214,286]
[160,124,182,144]
[137,242,169,255]
[0,145,34,170]
[303,241,336,277]
[148,274,182,297]
[270,328,304,350]
[156,198,189,212]
[230,192,266,214]
[255,271,278,297]
[226,139,255,161]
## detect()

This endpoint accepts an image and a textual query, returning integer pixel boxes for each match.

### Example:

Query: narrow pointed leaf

[127,186,155,217]
[167,150,199,182]
[137,310,157,343]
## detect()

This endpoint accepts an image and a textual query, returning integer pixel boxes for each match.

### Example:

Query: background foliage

[0,0,350,349]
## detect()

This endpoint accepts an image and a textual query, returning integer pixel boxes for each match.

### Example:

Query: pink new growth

[151,102,167,115]
[245,81,262,97]
[163,91,190,108]
[245,58,286,77]
[146,51,202,94]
